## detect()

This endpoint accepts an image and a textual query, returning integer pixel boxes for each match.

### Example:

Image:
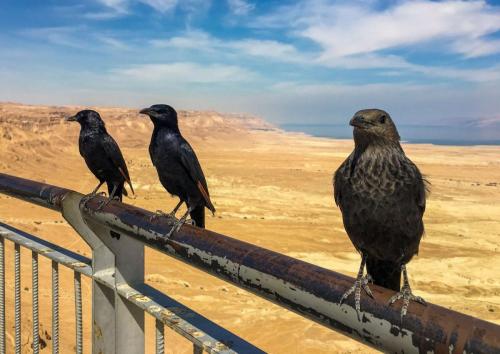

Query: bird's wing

[333,158,350,208]
[102,134,134,195]
[178,139,215,213]
[405,158,428,214]
[416,175,429,214]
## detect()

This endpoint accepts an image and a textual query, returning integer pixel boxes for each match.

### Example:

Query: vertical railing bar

[0,237,5,354]
[193,344,203,354]
[14,243,21,354]
[32,251,39,354]
[52,261,59,354]
[74,271,83,354]
[155,319,165,354]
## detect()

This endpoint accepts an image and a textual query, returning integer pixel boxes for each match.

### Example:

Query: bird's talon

[175,222,184,232]
[339,274,372,318]
[149,210,172,222]
[165,228,175,239]
[415,296,426,305]
[387,283,426,318]
[363,284,374,298]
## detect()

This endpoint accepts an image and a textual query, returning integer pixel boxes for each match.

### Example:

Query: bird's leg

[96,185,117,211]
[91,181,105,195]
[168,200,184,218]
[149,200,184,222]
[339,253,374,318]
[108,184,120,201]
[387,265,426,318]
[81,181,105,207]
[165,207,194,239]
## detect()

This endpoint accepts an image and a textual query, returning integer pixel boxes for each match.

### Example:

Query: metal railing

[0,172,499,354]
[0,222,262,354]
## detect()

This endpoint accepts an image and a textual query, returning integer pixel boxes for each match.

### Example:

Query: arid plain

[0,102,499,353]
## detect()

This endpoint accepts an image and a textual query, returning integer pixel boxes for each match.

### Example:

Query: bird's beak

[349,115,365,128]
[139,108,150,115]
[66,115,77,122]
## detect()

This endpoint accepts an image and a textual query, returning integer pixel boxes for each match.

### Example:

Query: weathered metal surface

[0,237,4,354]
[51,261,59,354]
[0,173,70,211]
[1,173,500,353]
[32,251,40,354]
[116,283,263,354]
[0,223,92,276]
[0,222,263,354]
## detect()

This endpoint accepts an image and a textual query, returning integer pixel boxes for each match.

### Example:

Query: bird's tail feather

[366,258,401,292]
[189,205,205,229]
[197,181,216,215]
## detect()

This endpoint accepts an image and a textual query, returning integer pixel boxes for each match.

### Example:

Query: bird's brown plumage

[333,109,428,291]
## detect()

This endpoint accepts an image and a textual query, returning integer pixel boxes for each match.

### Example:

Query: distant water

[280,124,500,146]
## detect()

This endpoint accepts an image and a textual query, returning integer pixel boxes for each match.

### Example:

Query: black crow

[139,104,215,236]
[333,109,427,318]
[66,110,134,206]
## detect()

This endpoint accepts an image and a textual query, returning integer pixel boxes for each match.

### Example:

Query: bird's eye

[379,115,386,124]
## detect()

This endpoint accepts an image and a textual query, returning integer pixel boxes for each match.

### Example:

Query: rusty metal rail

[1,172,499,354]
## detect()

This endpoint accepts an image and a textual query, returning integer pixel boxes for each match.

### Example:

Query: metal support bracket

[62,192,144,354]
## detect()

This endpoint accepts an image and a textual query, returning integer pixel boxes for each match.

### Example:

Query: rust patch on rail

[93,320,103,339]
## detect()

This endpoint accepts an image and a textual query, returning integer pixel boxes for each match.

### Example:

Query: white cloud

[95,0,178,14]
[308,1,500,59]
[227,0,255,16]
[98,0,128,11]
[99,36,130,50]
[451,38,500,58]
[253,0,500,59]
[151,31,214,50]
[83,11,127,20]
[21,27,132,52]
[149,30,500,82]
[150,30,308,63]
[21,27,87,49]
[139,0,178,13]
[316,53,500,82]
[112,62,256,83]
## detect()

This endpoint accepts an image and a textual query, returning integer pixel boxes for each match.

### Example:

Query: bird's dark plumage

[333,109,428,315]
[140,104,215,228]
[67,110,134,201]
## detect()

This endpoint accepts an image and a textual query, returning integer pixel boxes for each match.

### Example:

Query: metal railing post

[0,237,5,354]
[61,193,117,354]
[62,192,145,354]
[83,216,145,354]
[15,244,21,354]
[51,261,59,354]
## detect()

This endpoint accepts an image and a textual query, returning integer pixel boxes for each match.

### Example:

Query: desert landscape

[0,102,499,353]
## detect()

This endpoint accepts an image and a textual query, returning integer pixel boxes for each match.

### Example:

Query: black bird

[66,110,134,205]
[333,109,427,317]
[139,104,215,235]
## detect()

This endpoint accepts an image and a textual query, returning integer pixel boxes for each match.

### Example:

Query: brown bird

[333,109,428,318]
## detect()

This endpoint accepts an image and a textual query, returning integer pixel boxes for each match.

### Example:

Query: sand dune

[0,102,499,353]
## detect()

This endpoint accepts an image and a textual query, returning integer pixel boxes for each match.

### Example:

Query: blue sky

[1,0,500,125]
